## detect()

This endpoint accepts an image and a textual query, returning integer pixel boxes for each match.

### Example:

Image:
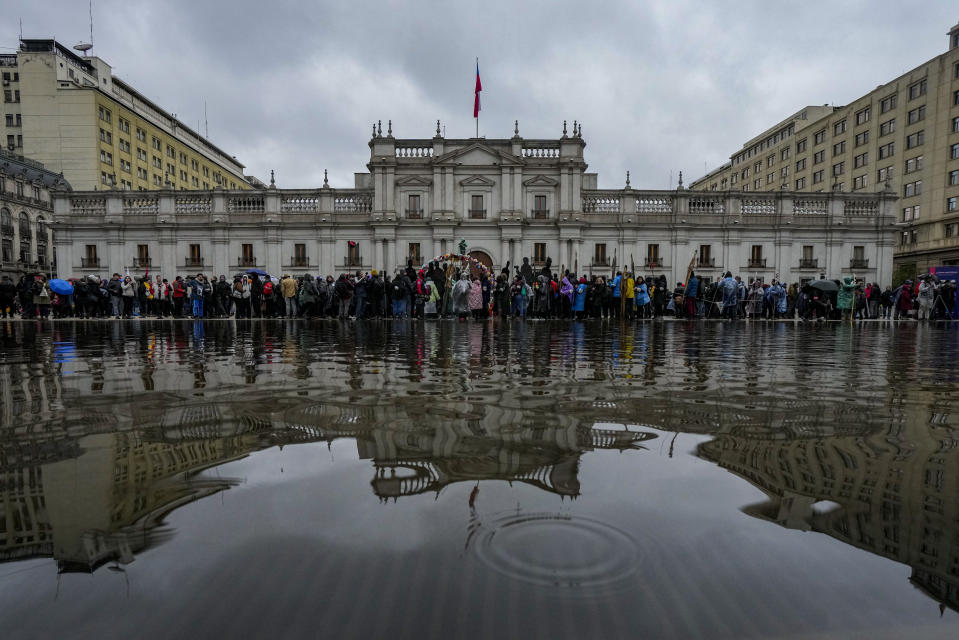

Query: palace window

[407,194,421,218]
[242,244,254,264]
[534,242,547,264]
[346,241,359,266]
[594,243,607,265]
[533,195,548,218]
[294,243,307,266]
[646,244,660,265]
[408,242,421,264]
[469,194,485,219]
[136,244,150,266]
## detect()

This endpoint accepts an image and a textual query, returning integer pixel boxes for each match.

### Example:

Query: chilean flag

[473,60,482,118]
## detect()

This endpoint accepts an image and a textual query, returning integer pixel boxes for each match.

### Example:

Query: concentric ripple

[469,511,640,590]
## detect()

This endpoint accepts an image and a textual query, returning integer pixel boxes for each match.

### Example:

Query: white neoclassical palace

[53,122,897,285]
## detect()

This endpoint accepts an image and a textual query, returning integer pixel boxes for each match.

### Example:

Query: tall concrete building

[692,21,959,279]
[0,39,253,192]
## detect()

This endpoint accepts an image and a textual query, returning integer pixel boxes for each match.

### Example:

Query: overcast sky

[3,1,957,189]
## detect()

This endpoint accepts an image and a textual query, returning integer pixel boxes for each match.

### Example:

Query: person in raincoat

[468,276,484,319]
[452,271,472,320]
[894,280,914,320]
[836,275,856,321]
[916,278,934,321]
[634,276,650,319]
[572,277,587,319]
[745,280,764,318]
[720,272,739,320]
[560,274,574,318]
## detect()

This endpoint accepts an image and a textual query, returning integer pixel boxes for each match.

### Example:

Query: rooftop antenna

[73,0,93,56]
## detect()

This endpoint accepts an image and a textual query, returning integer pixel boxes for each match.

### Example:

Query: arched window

[19,212,31,239]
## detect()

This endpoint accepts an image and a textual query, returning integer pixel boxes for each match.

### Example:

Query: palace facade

[54,123,897,285]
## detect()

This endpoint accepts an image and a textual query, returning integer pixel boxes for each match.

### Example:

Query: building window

[855,107,870,125]
[767,155,775,168]
[407,194,421,218]
[594,243,607,265]
[833,120,846,136]
[854,152,868,169]
[877,166,893,183]
[853,175,867,190]
[813,150,824,164]
[408,242,421,264]
[904,180,922,197]
[780,148,789,161]
[796,138,807,153]
[796,158,806,171]
[949,169,959,186]
[699,244,712,266]
[954,89,959,106]
[907,105,926,124]
[879,142,894,159]
[903,206,920,221]
[946,223,957,238]
[470,194,484,219]
[951,143,959,160]
[813,170,824,184]
[533,194,547,217]
[533,242,547,264]
[855,131,869,147]
[750,245,764,267]
[906,130,924,149]
[98,106,111,122]
[833,141,846,156]
[814,129,826,145]
[879,119,895,136]
[188,244,201,266]
[136,244,150,266]
[880,94,897,113]
[767,172,775,185]
[908,78,927,100]
[753,178,761,189]
[832,162,845,177]
[795,177,806,190]
[242,243,254,264]
[948,197,959,212]
[753,161,761,175]
[905,155,923,173]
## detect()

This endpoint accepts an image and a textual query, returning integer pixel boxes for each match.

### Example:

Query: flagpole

[475,57,479,138]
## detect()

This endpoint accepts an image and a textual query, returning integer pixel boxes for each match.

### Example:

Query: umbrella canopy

[49,279,74,295]
[804,279,839,294]
[245,268,268,276]
[919,273,940,283]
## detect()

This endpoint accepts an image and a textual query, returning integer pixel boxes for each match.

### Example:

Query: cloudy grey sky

[2,0,957,189]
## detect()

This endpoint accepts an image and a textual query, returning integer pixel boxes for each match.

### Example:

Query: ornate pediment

[459,175,496,187]
[435,142,523,167]
[522,175,559,187]
[395,175,433,186]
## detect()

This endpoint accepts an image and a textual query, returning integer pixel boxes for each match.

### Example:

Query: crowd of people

[1,257,956,322]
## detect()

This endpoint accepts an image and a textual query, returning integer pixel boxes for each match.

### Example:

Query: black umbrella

[919,273,940,283]
[804,279,839,294]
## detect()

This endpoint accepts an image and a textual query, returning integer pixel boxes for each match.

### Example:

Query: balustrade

[394,146,433,158]
[845,200,878,216]
[406,209,423,219]
[522,145,560,158]
[747,258,767,269]
[237,256,257,267]
[70,197,106,215]
[583,193,621,213]
[850,258,870,269]
[228,196,264,213]
[793,199,828,215]
[123,197,158,214]
[798,258,819,269]
[281,195,319,213]
[469,209,487,219]
[741,198,775,215]
[635,196,672,213]
[80,257,100,268]
[333,192,373,213]
[688,197,726,214]
[176,196,211,214]
[531,209,549,219]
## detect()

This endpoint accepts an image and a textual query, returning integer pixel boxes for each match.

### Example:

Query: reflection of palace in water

[0,382,654,573]
[697,420,959,613]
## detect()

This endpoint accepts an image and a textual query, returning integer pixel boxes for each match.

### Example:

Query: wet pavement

[1,319,959,639]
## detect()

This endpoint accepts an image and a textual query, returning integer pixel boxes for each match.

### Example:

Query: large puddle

[1,319,958,638]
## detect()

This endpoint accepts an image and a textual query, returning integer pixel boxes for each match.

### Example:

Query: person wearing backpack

[391,271,410,318]
[334,274,354,319]
[261,278,275,317]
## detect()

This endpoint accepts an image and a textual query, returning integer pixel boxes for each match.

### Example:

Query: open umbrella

[803,279,839,294]
[919,273,940,283]
[245,268,268,276]
[49,279,74,295]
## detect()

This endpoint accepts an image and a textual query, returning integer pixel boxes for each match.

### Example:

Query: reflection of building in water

[697,421,959,612]
[0,431,254,573]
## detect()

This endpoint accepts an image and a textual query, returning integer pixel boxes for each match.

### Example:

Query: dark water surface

[2,319,959,639]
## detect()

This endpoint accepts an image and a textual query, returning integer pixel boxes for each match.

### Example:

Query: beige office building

[0,39,252,192]
[692,21,959,279]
